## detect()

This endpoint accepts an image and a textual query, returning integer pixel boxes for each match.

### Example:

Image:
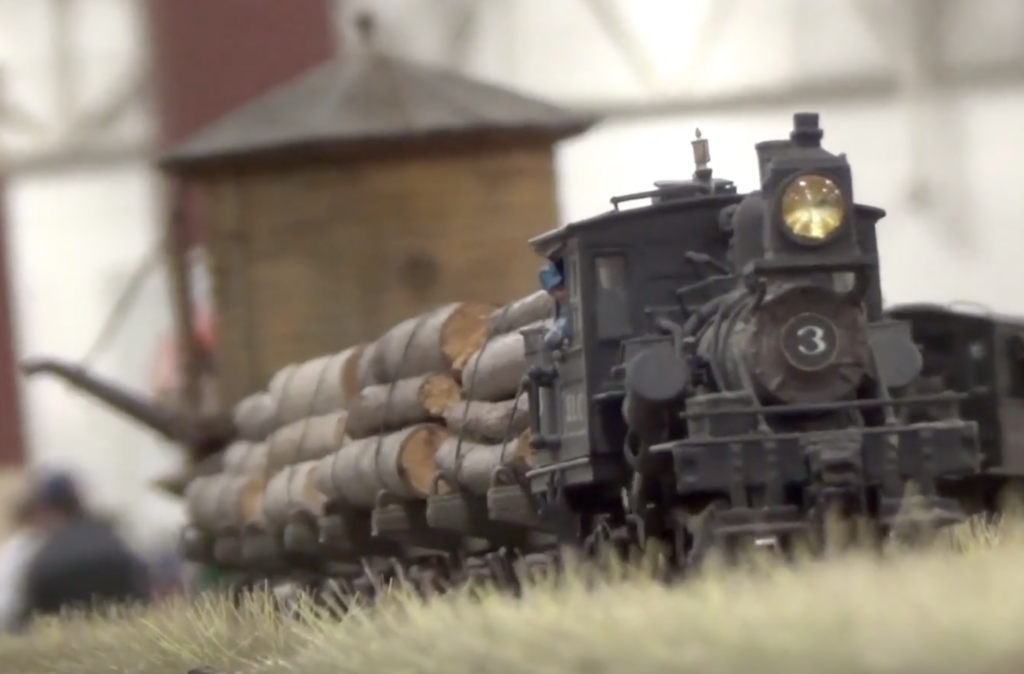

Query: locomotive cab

[520,146,743,510]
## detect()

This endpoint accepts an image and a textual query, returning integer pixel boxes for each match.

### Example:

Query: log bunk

[181,293,558,586]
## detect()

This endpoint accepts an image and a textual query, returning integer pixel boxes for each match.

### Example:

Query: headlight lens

[780,174,845,242]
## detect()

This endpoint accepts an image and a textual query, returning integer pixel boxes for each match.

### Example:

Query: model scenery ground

[2,518,1021,674]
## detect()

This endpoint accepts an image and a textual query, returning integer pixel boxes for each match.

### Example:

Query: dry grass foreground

[1,519,1022,674]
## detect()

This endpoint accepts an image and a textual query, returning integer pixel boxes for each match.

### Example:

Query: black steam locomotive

[490,113,982,570]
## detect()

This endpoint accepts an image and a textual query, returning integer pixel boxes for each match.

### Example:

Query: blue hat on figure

[28,469,84,514]
[538,260,565,293]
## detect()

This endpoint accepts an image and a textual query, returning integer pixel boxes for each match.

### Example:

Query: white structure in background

[342,0,1024,309]
[0,0,183,551]
[3,0,1024,549]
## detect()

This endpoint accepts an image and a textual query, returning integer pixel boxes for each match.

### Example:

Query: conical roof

[160,52,597,170]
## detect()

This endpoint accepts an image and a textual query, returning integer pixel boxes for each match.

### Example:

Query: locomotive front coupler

[653,390,979,542]
[698,503,808,544]
[802,428,868,519]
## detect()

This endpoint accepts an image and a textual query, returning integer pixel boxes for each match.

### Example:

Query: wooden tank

[159,46,595,407]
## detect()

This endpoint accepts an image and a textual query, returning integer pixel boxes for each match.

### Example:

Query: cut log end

[238,478,266,527]
[420,373,463,415]
[311,454,335,501]
[356,341,380,389]
[270,347,364,426]
[341,343,369,401]
[369,301,498,384]
[314,423,452,508]
[344,374,462,439]
[402,424,453,498]
[450,335,482,377]
[296,463,327,514]
[440,301,497,367]
[513,431,535,466]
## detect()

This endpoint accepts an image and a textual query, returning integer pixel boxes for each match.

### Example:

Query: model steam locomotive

[496,111,982,568]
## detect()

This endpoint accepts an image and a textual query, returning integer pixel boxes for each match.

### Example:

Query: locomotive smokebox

[622,340,688,442]
[700,283,870,406]
[748,283,869,404]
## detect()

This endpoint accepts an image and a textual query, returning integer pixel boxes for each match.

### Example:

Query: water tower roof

[160,53,598,171]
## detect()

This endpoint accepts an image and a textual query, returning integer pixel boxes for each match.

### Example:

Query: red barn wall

[0,178,25,465]
[146,0,336,244]
[144,0,334,389]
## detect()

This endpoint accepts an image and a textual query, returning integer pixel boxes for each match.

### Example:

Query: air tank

[621,339,689,442]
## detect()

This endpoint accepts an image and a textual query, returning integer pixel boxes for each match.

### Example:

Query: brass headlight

[780,174,845,242]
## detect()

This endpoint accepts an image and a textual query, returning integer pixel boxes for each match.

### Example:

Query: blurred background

[0,0,1021,559]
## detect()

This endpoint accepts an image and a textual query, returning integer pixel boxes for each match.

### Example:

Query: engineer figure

[539,260,572,348]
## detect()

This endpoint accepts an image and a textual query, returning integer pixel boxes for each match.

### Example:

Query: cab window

[1008,335,1024,398]
[567,255,582,346]
[967,337,991,390]
[594,254,631,339]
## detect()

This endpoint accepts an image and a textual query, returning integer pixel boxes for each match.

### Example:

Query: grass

[0,591,310,674]
[3,516,1024,674]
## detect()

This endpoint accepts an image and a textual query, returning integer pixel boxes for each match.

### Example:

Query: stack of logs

[184,292,555,565]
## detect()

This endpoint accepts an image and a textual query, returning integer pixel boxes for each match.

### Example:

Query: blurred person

[0,494,43,631]
[12,471,152,630]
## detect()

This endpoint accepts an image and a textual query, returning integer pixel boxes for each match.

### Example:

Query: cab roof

[528,190,741,259]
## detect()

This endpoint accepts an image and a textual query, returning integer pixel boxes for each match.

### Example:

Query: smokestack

[790,112,823,148]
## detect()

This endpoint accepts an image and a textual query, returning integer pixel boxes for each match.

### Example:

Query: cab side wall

[565,197,738,461]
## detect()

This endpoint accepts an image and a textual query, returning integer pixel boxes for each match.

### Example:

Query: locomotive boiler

[513,112,982,568]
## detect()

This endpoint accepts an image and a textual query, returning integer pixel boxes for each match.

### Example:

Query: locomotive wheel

[477,548,524,594]
[684,502,718,571]
[676,503,798,577]
[584,515,643,566]
[515,551,563,587]
[225,574,268,607]
[406,560,453,599]
[317,577,360,615]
